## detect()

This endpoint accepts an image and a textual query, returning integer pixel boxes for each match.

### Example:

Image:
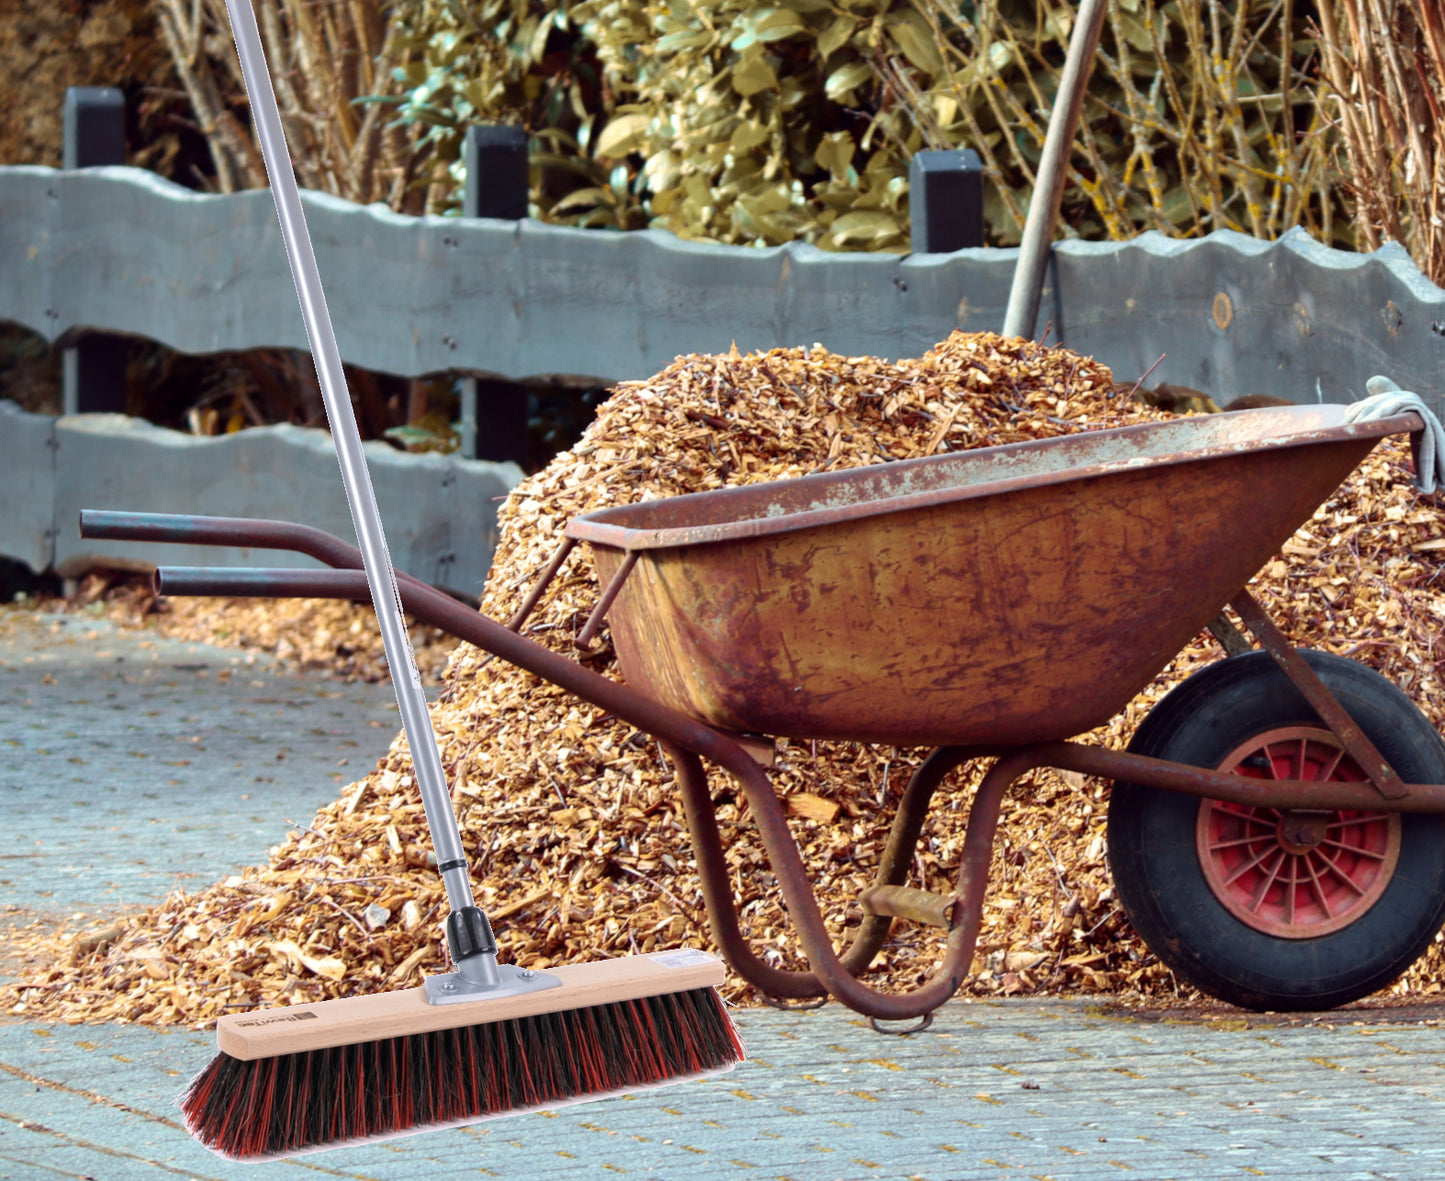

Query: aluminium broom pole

[1001,0,1108,340]
[223,0,499,986]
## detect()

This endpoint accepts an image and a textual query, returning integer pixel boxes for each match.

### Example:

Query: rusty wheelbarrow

[81,400,1445,1020]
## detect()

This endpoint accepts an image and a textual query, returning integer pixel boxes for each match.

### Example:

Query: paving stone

[5,607,1445,1178]
[4,1002,1445,1179]
[0,607,401,935]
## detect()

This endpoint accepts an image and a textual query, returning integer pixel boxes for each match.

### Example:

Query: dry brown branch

[155,0,419,209]
[906,0,1335,245]
[1318,0,1445,281]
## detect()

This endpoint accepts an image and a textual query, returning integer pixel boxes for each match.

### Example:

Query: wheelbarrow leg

[667,740,1039,1021]
[664,744,990,1001]
[664,742,825,1000]
[847,746,999,973]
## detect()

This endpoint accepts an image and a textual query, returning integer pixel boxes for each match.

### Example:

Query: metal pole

[221,0,475,920]
[1001,0,1109,340]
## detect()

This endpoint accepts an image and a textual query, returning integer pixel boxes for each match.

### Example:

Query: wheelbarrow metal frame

[79,509,1445,1020]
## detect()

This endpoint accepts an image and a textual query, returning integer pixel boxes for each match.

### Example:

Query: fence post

[908,149,985,254]
[62,87,130,416]
[459,125,530,466]
[463,124,529,220]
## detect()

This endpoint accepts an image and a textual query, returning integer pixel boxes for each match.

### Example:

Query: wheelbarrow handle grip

[80,509,363,570]
[153,567,373,601]
[80,510,437,595]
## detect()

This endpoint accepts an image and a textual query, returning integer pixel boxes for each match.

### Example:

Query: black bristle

[181,987,745,1159]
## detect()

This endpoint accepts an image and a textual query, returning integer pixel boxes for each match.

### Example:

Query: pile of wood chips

[12,331,1445,1030]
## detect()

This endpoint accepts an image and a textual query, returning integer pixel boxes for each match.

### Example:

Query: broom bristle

[181,986,745,1159]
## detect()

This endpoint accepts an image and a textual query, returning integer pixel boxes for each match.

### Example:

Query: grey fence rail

[7,165,1445,398]
[0,400,518,599]
[4,163,1445,591]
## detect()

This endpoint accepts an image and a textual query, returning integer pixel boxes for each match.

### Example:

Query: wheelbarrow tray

[567,404,1413,748]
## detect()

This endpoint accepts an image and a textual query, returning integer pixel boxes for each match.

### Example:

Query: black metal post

[458,125,530,465]
[462,124,529,220]
[62,87,129,416]
[908,149,985,254]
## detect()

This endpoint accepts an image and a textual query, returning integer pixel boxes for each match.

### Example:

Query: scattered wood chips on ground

[49,572,454,685]
[9,331,1445,1029]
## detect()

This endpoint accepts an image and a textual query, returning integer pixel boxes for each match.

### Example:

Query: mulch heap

[10,331,1445,1029]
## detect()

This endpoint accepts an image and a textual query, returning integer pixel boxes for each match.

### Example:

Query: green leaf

[657,27,713,53]
[1116,10,1153,54]
[753,8,808,43]
[885,12,943,78]
[550,186,616,214]
[731,119,771,152]
[383,424,456,452]
[528,14,552,63]
[731,9,805,52]
[732,46,779,96]
[828,209,902,244]
[596,113,650,157]
[817,14,858,60]
[824,60,873,103]
[814,130,856,177]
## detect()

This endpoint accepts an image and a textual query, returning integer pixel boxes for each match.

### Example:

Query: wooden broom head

[182,950,745,1160]
[215,949,728,1059]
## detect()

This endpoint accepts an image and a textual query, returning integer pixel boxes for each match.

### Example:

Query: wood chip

[787,793,841,824]
[271,940,347,982]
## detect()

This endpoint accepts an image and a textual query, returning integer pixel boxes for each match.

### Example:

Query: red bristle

[292,1046,313,1152]
[252,1058,277,1157]
[391,1037,412,1131]
[326,1046,344,1144]
[181,987,745,1160]
[236,1056,268,1156]
[352,1044,365,1139]
[439,1027,462,1123]
[573,1007,605,1093]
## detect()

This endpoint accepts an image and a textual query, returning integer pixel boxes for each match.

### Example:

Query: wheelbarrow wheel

[1108,649,1445,1011]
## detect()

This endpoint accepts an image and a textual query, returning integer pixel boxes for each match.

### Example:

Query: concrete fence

[0,400,519,599]
[4,163,1445,590]
[6,166,1445,400]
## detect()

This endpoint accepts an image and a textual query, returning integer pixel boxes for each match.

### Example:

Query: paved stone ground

[0,605,402,927]
[5,998,1445,1180]
[4,603,1445,1180]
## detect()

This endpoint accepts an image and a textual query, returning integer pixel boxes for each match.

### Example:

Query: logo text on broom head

[234,1010,320,1026]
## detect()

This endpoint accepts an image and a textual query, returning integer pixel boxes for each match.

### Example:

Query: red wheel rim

[1196,726,1401,939]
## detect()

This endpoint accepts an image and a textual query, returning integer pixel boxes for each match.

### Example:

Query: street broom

[180,1,745,1158]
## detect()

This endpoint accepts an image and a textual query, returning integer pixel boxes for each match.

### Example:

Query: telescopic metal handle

[1001,0,1108,340]
[222,0,478,928]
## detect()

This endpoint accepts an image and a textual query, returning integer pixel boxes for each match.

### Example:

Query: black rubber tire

[1108,650,1445,1011]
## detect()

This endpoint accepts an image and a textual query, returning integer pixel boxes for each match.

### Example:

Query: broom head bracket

[424,961,564,1005]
